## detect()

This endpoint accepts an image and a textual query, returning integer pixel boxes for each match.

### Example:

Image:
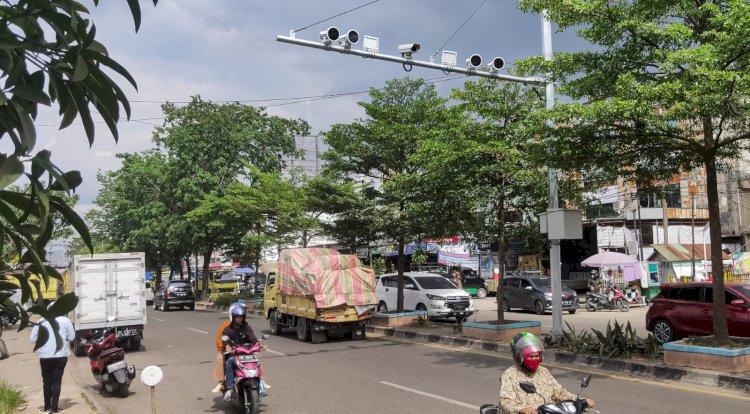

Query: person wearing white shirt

[30,315,75,414]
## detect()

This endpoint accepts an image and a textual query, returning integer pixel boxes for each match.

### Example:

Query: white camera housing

[337,30,360,48]
[320,27,340,45]
[398,43,420,58]
[487,56,505,73]
[466,54,482,69]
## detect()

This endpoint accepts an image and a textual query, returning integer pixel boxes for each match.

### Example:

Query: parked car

[153,279,195,311]
[500,275,579,315]
[646,282,750,343]
[144,281,154,305]
[375,272,474,320]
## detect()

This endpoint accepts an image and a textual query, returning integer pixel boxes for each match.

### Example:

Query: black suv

[154,280,195,311]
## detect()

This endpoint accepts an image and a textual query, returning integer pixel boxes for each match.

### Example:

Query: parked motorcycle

[83,316,136,397]
[222,333,271,414]
[586,284,629,312]
[479,374,599,414]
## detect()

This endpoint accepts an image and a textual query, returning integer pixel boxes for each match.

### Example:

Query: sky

[31,0,589,216]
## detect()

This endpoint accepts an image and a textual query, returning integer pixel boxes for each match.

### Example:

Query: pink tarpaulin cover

[622,264,642,282]
[277,248,377,309]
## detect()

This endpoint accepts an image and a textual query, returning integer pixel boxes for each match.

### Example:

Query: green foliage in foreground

[0,380,25,414]
[543,321,662,360]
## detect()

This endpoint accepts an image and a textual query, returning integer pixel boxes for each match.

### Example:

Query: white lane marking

[265,349,286,356]
[186,327,208,334]
[150,317,164,322]
[379,381,478,411]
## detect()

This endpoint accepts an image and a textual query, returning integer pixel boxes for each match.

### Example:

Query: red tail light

[165,290,170,298]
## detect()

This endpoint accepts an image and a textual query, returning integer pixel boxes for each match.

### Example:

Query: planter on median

[461,320,542,342]
[370,310,428,328]
[662,337,750,374]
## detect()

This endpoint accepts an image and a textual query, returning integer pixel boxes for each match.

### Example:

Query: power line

[292,0,380,33]
[431,0,489,61]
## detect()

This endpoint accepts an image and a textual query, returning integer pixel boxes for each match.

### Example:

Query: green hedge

[210,292,260,308]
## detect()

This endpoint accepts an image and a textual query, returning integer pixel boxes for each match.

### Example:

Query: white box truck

[69,252,147,356]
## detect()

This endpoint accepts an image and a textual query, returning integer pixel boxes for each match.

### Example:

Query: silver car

[500,275,578,315]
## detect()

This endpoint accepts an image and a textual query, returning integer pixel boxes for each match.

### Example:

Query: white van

[375,272,474,319]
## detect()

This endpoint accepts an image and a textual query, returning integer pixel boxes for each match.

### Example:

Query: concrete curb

[366,325,750,394]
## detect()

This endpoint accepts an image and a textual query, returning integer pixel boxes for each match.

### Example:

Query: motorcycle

[82,316,136,398]
[0,308,18,329]
[222,333,271,414]
[479,374,599,414]
[586,284,629,312]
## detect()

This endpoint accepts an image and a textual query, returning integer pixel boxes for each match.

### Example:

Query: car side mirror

[730,299,746,306]
[519,381,537,394]
[581,374,591,389]
[524,286,533,290]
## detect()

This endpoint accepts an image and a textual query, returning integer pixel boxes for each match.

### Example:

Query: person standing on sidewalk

[30,315,75,414]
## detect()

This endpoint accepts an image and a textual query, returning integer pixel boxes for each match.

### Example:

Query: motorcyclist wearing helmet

[588,270,603,295]
[499,332,594,414]
[221,301,266,401]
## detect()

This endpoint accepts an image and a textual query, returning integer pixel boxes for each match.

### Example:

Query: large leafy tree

[153,96,308,296]
[410,80,552,323]
[323,77,454,311]
[0,0,157,347]
[518,0,750,344]
[91,151,177,288]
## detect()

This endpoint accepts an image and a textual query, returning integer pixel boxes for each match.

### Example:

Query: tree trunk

[154,259,162,289]
[185,255,192,282]
[396,239,405,312]
[704,119,729,345]
[302,229,308,248]
[202,250,212,299]
[496,187,507,324]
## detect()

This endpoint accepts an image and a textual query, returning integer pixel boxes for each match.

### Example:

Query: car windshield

[416,276,457,290]
[169,282,190,289]
[530,278,551,288]
[734,285,750,298]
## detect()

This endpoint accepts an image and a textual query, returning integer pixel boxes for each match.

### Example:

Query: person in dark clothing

[30,315,75,414]
[221,303,265,401]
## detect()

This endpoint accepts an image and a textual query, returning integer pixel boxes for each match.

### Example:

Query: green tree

[91,151,176,288]
[410,79,551,323]
[154,96,309,296]
[0,0,157,345]
[518,0,750,344]
[323,77,453,311]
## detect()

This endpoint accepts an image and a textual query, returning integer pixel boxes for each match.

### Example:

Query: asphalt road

[67,308,749,414]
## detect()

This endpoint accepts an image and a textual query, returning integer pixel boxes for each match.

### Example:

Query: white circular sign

[140,365,163,387]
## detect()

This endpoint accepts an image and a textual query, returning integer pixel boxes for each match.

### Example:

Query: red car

[646,282,750,343]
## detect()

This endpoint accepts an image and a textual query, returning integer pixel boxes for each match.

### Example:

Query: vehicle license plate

[239,355,259,363]
[177,292,187,296]
[116,328,135,338]
[562,300,572,306]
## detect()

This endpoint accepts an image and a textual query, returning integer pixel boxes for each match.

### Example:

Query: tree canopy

[518,0,750,344]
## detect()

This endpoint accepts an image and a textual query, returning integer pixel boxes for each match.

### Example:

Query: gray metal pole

[542,11,563,336]
[276,35,546,86]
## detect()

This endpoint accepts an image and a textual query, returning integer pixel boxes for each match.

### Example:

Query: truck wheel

[476,288,488,299]
[311,325,327,344]
[129,337,141,351]
[350,324,366,341]
[296,318,311,342]
[269,311,282,335]
[73,339,86,357]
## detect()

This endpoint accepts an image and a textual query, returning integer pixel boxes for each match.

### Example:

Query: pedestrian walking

[30,315,75,414]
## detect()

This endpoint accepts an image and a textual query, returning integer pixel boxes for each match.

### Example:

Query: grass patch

[0,380,25,414]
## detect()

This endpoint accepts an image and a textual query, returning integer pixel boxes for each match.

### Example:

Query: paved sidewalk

[0,328,103,414]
